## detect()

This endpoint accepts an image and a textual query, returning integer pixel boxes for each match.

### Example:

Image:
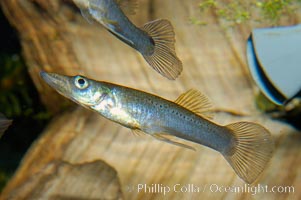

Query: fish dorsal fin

[175,89,214,120]
[116,0,138,15]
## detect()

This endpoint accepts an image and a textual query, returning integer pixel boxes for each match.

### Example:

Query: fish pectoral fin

[103,19,119,26]
[131,128,144,136]
[0,114,12,139]
[88,0,108,15]
[152,133,196,151]
[116,0,138,15]
[174,89,214,120]
[73,0,94,23]
[80,9,96,24]
[77,0,108,25]
[102,18,123,33]
[141,19,182,80]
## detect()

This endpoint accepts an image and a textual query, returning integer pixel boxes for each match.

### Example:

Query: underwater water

[0,0,300,199]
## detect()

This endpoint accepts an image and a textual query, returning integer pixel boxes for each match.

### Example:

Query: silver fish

[0,113,12,138]
[40,71,274,183]
[73,0,182,80]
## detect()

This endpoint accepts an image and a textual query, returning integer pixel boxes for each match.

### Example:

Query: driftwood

[1,0,301,199]
[4,159,122,199]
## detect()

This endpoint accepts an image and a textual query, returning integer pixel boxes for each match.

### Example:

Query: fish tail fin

[0,115,12,138]
[223,122,274,183]
[142,19,182,80]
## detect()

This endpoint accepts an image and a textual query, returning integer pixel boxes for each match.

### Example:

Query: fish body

[0,113,12,138]
[79,0,153,54]
[40,71,274,183]
[73,0,182,79]
[95,84,234,154]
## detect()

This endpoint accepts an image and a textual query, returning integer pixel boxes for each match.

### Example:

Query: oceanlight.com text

[126,183,295,196]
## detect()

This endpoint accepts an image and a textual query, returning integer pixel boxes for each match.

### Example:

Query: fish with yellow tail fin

[40,71,274,183]
[0,113,12,138]
[73,0,182,80]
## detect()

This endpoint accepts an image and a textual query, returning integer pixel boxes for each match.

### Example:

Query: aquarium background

[0,0,300,199]
[0,10,50,191]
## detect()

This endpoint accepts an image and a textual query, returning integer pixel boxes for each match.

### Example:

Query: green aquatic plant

[0,170,13,191]
[0,54,30,117]
[191,0,300,26]
[0,54,50,119]
[256,92,301,130]
[0,8,55,192]
[0,53,52,192]
[258,0,296,22]
[255,91,281,112]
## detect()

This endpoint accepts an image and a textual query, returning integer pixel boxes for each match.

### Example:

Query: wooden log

[1,0,300,199]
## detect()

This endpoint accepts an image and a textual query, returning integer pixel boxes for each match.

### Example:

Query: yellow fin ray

[175,89,214,120]
[142,19,182,80]
[131,129,144,136]
[224,122,274,183]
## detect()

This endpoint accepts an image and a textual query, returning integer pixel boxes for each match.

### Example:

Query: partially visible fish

[0,113,12,138]
[73,0,182,80]
[40,71,274,183]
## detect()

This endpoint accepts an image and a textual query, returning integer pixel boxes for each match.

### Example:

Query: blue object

[246,24,301,105]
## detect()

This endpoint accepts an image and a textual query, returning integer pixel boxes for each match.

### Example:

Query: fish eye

[74,76,89,89]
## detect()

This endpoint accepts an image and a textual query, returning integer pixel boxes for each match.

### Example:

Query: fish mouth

[40,71,72,98]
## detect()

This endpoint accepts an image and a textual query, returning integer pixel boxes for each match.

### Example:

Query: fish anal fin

[175,89,214,120]
[223,122,274,183]
[116,0,138,15]
[103,19,120,29]
[142,19,182,80]
[152,133,196,151]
